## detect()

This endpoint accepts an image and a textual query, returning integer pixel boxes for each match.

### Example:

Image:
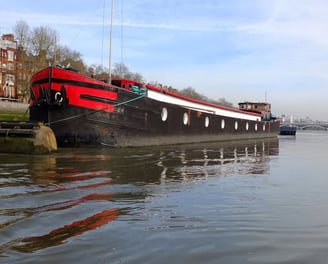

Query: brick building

[0,34,17,100]
[0,33,32,102]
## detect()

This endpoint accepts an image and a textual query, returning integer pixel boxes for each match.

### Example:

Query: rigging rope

[45,94,146,126]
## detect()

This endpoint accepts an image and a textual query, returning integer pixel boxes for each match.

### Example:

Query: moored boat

[29,66,280,147]
[279,125,297,136]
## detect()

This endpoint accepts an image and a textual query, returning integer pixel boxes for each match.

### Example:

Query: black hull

[279,126,297,136]
[30,89,280,147]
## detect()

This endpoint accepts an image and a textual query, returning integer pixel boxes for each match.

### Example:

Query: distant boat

[279,125,297,136]
[28,66,280,147]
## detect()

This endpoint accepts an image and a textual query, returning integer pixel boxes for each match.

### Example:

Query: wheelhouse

[239,102,272,121]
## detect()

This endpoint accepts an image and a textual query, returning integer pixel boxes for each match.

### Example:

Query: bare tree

[13,21,33,102]
[89,64,109,80]
[30,26,58,57]
[55,45,86,73]
[180,87,206,101]
[112,62,144,82]
[178,87,235,107]
[13,20,30,48]
[130,72,143,82]
[11,21,91,101]
[112,62,129,79]
[27,26,58,71]
[209,97,234,108]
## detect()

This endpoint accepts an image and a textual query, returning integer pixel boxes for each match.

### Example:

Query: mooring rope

[45,94,146,126]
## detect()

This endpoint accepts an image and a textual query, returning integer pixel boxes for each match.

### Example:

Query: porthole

[263,124,266,131]
[205,116,209,128]
[246,122,249,131]
[161,107,168,121]
[221,119,225,129]
[255,123,258,131]
[183,112,189,125]
[234,121,238,130]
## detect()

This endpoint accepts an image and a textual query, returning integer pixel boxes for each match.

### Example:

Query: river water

[1,131,328,264]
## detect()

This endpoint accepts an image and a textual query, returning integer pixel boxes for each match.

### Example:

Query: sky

[1,0,328,120]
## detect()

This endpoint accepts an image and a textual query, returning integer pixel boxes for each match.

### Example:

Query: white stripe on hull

[147,89,260,122]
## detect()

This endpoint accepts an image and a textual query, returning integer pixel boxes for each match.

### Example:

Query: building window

[6,74,15,85]
[8,63,14,71]
[8,51,14,62]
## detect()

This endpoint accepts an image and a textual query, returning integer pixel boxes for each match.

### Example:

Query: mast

[108,0,114,84]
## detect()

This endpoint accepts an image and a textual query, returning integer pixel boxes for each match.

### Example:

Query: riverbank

[0,101,29,120]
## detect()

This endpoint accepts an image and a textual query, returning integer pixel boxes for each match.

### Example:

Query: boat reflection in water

[2,208,122,254]
[0,138,278,256]
[110,137,279,185]
[165,139,278,180]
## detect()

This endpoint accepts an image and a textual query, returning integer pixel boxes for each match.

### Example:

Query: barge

[29,66,280,147]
